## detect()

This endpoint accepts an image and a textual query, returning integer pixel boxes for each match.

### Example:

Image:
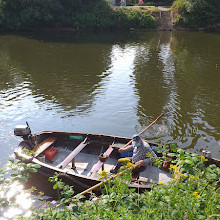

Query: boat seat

[138,177,149,183]
[88,145,114,176]
[59,138,89,169]
[33,137,56,157]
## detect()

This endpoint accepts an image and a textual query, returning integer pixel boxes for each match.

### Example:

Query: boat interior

[33,132,172,185]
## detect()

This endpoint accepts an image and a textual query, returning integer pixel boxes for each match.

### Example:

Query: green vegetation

[0,0,156,30]
[0,0,219,31]
[153,144,211,175]
[1,145,219,219]
[114,8,156,29]
[172,0,220,30]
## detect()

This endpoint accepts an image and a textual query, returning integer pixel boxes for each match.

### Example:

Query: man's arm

[134,160,145,167]
[118,145,134,153]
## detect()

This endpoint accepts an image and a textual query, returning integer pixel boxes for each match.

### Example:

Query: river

[0,30,220,218]
[1,30,219,167]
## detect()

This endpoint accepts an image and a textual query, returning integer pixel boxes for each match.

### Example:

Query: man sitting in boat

[110,134,157,179]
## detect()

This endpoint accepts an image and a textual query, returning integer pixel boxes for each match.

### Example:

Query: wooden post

[72,158,76,169]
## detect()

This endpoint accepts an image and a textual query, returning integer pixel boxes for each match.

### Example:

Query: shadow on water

[1,30,157,44]
[25,172,58,199]
[25,172,88,198]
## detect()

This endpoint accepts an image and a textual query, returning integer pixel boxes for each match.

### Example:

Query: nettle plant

[153,143,219,182]
[48,173,75,204]
[154,144,197,171]
[152,143,177,168]
[167,146,219,181]
[167,148,206,175]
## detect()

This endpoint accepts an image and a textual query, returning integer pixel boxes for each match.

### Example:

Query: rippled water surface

[0,31,220,168]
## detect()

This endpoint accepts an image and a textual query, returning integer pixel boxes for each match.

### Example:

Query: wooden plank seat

[88,145,114,176]
[138,177,149,184]
[59,138,89,169]
[33,137,56,158]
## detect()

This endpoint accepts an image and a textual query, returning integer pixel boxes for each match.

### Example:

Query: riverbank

[0,0,219,32]
[1,150,219,219]
[0,1,156,31]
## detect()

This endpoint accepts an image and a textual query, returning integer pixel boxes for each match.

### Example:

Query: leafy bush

[0,0,63,30]
[73,0,117,29]
[172,0,220,29]
[0,0,112,30]
[171,0,185,25]
[115,8,156,29]
[0,0,156,30]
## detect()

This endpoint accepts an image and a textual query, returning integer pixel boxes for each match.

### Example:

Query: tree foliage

[0,0,156,30]
[172,0,220,29]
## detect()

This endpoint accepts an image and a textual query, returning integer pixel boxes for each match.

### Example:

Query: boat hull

[14,131,155,193]
[14,130,220,193]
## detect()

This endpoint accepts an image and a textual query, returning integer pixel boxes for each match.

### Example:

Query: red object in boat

[163,159,170,170]
[44,147,58,160]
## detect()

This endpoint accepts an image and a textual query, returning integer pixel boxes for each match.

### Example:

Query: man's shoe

[110,169,116,174]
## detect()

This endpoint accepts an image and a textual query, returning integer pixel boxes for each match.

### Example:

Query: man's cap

[132,134,141,142]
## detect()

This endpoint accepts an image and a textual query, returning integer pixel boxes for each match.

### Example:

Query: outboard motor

[14,122,32,140]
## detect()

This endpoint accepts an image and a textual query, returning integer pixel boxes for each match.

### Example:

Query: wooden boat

[13,123,220,194]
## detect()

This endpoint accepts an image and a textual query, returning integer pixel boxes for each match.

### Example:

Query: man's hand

[118,148,125,153]
[135,160,145,167]
[112,146,120,151]
[112,146,124,153]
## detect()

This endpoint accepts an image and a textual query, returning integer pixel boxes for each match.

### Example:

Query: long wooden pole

[78,164,138,197]
[121,113,163,150]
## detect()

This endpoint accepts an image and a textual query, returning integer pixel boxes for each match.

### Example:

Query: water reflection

[159,33,180,141]
[0,34,111,116]
[169,32,220,156]
[0,170,56,219]
[0,181,33,219]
